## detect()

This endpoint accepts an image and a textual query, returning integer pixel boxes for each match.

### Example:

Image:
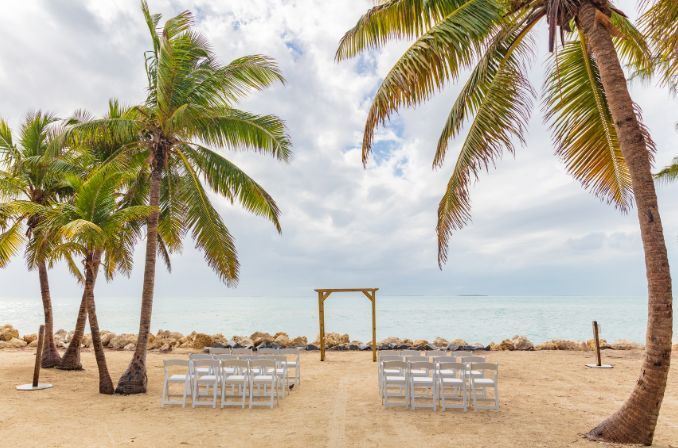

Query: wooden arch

[315,288,378,362]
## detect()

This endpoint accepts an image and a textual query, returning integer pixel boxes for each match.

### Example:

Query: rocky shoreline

[1,323,664,353]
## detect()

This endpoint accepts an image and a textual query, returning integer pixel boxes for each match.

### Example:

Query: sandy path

[0,349,676,447]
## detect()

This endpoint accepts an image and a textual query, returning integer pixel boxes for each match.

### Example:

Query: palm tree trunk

[58,292,87,370]
[85,251,114,394]
[578,2,673,445]
[115,146,163,394]
[37,261,61,368]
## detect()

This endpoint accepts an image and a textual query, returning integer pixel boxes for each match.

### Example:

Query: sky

[0,0,677,301]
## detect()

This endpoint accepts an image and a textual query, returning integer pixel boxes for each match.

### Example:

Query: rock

[55,329,68,338]
[359,344,371,351]
[250,332,274,346]
[212,333,228,346]
[22,333,37,345]
[324,332,350,348]
[586,338,610,350]
[0,341,7,349]
[192,333,214,350]
[100,332,115,347]
[511,335,534,351]
[449,338,468,347]
[0,324,20,342]
[159,343,173,353]
[432,337,449,348]
[28,339,39,348]
[610,340,643,350]
[348,342,361,350]
[81,334,93,348]
[232,336,253,348]
[288,336,308,347]
[123,343,136,351]
[109,333,137,350]
[273,333,290,347]
[536,339,585,351]
[380,336,402,346]
[6,337,27,348]
[305,344,319,351]
[412,339,429,349]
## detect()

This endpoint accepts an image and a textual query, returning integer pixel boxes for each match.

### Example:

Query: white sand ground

[0,349,676,447]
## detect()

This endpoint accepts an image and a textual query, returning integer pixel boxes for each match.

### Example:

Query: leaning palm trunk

[37,261,61,368]
[115,151,163,394]
[85,251,114,394]
[58,292,87,370]
[578,2,673,444]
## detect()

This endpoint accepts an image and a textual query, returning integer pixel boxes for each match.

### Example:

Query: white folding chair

[191,359,220,408]
[378,355,404,394]
[381,360,409,408]
[401,350,422,357]
[281,348,301,388]
[189,353,215,378]
[461,356,486,381]
[469,363,499,411]
[438,361,467,412]
[221,359,249,408]
[271,355,289,398]
[161,359,191,407]
[249,359,277,408]
[408,361,437,411]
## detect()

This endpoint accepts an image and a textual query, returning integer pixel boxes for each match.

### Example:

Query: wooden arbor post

[315,288,378,362]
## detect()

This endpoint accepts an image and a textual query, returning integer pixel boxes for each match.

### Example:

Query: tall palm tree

[338,0,671,444]
[32,169,153,394]
[0,112,79,367]
[59,101,148,371]
[77,2,291,394]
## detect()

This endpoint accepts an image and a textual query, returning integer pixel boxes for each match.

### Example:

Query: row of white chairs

[161,354,298,409]
[380,359,499,412]
[378,350,473,360]
[206,348,301,387]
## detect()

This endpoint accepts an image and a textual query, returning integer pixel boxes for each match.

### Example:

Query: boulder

[6,337,27,348]
[324,332,350,348]
[212,333,228,346]
[100,332,116,347]
[348,341,362,351]
[109,333,137,350]
[586,338,610,351]
[511,335,534,351]
[192,333,214,350]
[0,324,20,342]
[23,333,37,345]
[359,343,371,351]
[28,339,39,348]
[412,339,429,350]
[273,333,290,347]
[288,336,308,347]
[232,336,253,348]
[610,340,643,350]
[380,336,402,346]
[0,341,7,349]
[535,339,585,351]
[250,332,274,346]
[305,344,319,351]
[159,342,173,353]
[81,334,93,348]
[123,343,136,351]
[432,337,449,348]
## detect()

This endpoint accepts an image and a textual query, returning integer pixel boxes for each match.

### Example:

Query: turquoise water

[0,295,660,344]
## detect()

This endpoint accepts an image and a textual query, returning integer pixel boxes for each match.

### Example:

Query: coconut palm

[337,0,671,444]
[0,112,80,367]
[58,101,149,371]
[655,157,678,183]
[31,169,153,394]
[74,2,291,394]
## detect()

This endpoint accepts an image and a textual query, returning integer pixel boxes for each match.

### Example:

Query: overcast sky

[0,0,677,301]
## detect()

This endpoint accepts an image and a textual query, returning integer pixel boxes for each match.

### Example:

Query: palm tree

[75,2,291,394]
[639,0,677,93]
[59,101,147,371]
[337,0,671,444]
[655,157,678,183]
[32,168,153,394]
[0,112,79,368]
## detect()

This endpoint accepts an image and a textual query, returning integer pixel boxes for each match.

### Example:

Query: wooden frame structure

[315,288,378,362]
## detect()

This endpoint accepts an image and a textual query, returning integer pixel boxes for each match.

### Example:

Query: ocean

[0,295,660,344]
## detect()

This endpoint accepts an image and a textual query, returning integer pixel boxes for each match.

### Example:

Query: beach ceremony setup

[0,0,677,447]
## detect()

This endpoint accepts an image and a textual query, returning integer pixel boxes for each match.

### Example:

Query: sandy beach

[0,349,676,448]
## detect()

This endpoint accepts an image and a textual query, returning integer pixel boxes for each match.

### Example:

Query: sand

[0,349,676,448]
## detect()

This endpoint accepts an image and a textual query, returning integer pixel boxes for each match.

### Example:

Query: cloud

[0,0,677,305]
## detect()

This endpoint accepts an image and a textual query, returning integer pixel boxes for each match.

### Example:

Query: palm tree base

[586,410,654,446]
[40,343,62,368]
[115,360,147,395]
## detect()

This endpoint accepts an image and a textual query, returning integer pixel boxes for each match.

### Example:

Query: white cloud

[0,0,677,303]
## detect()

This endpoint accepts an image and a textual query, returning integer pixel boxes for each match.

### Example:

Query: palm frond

[359,0,503,164]
[336,0,468,60]
[639,0,678,92]
[543,32,634,212]
[0,220,25,268]
[182,144,282,232]
[176,149,239,285]
[436,25,535,266]
[655,158,678,184]
[609,12,654,80]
